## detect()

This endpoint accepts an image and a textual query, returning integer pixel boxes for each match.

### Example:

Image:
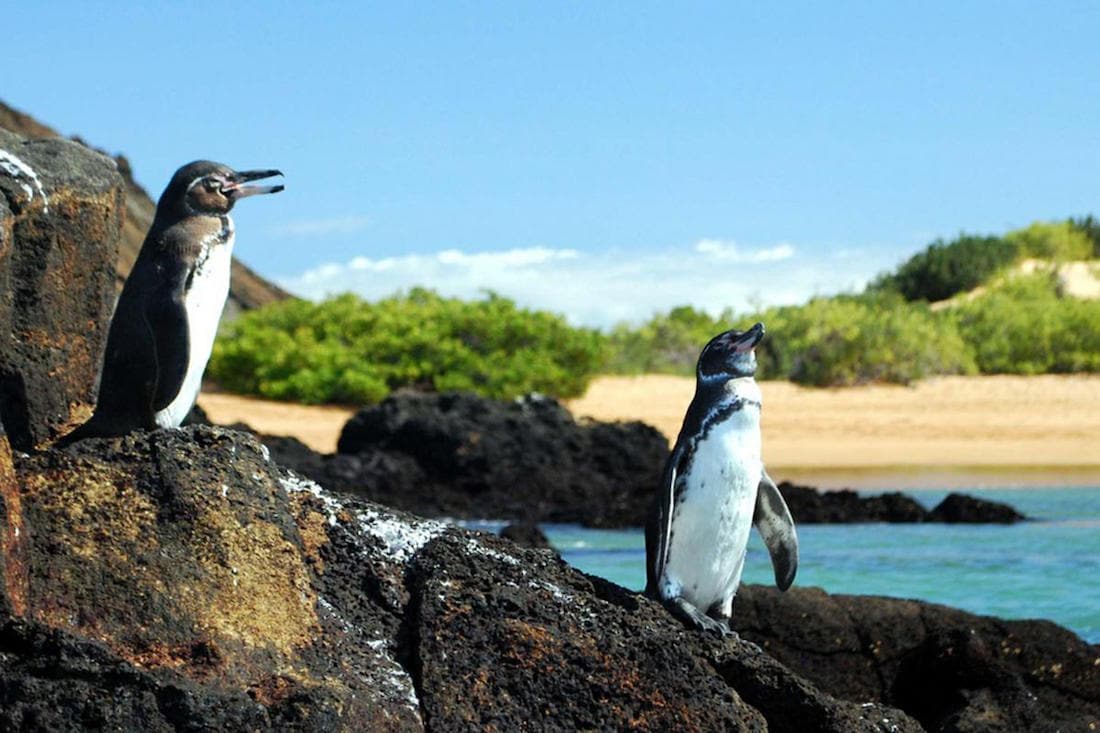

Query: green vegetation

[211,216,1099,402]
[607,217,1099,386]
[608,295,976,386]
[873,218,1099,303]
[950,274,1100,374]
[208,289,605,404]
[870,234,1018,302]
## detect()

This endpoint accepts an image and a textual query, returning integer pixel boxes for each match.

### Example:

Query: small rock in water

[928,492,1028,523]
[500,521,554,550]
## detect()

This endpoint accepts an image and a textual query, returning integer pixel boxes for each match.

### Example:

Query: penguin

[644,322,798,636]
[59,161,283,444]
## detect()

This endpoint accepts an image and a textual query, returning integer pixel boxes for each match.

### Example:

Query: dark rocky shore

[251,392,1028,528]
[3,118,1095,732]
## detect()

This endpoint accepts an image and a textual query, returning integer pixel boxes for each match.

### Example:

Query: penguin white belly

[154,235,234,428]
[662,409,762,610]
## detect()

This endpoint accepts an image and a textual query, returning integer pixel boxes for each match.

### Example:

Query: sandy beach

[199,374,1100,489]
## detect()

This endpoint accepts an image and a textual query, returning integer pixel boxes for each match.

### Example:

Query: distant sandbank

[198,373,1100,489]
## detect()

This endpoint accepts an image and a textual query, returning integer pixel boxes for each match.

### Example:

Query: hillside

[0,100,289,317]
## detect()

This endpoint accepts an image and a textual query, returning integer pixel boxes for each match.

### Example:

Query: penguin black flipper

[55,288,161,445]
[645,439,686,598]
[753,469,799,591]
[149,288,190,412]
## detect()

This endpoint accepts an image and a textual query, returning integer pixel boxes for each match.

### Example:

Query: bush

[604,306,731,374]
[950,274,1100,374]
[1006,220,1095,261]
[208,289,607,404]
[604,295,976,386]
[746,294,976,386]
[1068,215,1100,258]
[871,234,1019,302]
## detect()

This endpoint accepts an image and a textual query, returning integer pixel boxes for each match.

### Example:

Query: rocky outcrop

[733,585,1100,732]
[2,427,924,731]
[927,492,1027,523]
[0,128,124,451]
[259,392,1028,528]
[778,482,1028,524]
[499,521,554,550]
[276,391,671,527]
[0,99,289,319]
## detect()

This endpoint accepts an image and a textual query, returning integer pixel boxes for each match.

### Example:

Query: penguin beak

[223,169,285,199]
[733,322,765,353]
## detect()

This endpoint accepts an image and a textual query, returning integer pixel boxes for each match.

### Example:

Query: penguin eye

[203,177,220,192]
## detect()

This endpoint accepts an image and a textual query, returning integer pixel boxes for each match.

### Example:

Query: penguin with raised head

[59,161,283,444]
[645,322,798,636]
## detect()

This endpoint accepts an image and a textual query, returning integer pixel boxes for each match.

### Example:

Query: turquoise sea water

[478,487,1100,644]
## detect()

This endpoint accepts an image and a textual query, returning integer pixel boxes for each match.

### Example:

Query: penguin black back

[57,161,283,445]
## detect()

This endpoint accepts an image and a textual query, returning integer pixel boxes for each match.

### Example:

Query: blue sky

[6,3,1099,326]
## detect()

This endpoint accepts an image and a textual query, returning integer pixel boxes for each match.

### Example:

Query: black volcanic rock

[327,391,670,527]
[777,483,930,523]
[928,492,1028,523]
[777,482,1027,524]
[733,585,1100,732]
[2,426,928,732]
[499,521,553,550]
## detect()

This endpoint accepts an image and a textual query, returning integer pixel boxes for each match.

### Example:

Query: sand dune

[198,374,1100,489]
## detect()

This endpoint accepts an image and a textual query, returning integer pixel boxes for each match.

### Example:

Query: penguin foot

[664,597,737,638]
[708,615,740,641]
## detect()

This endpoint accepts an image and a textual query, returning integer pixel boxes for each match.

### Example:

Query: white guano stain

[0,149,49,213]
[280,472,446,561]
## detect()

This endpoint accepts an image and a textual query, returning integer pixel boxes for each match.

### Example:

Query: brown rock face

[0,99,289,319]
[0,128,124,450]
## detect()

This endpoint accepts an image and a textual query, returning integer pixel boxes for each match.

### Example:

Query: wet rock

[734,585,1100,732]
[324,391,669,527]
[0,128,124,451]
[928,492,1028,523]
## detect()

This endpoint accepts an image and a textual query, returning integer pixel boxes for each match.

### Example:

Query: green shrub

[1005,220,1094,261]
[604,306,732,374]
[604,295,976,386]
[950,274,1100,374]
[209,289,607,404]
[745,294,976,386]
[871,234,1019,302]
[1068,215,1100,258]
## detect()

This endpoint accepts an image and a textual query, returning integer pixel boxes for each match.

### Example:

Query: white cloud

[270,215,372,238]
[278,240,880,329]
[694,239,795,263]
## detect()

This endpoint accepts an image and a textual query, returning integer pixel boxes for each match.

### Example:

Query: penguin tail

[53,414,116,449]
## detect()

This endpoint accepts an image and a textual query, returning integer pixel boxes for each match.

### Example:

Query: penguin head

[697,322,765,382]
[157,160,284,219]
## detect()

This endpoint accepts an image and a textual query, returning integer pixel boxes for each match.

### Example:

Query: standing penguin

[645,322,798,636]
[60,161,283,444]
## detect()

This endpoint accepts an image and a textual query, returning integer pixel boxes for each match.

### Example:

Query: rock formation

[0,128,124,451]
[1,426,923,731]
[777,483,1028,524]
[273,391,670,527]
